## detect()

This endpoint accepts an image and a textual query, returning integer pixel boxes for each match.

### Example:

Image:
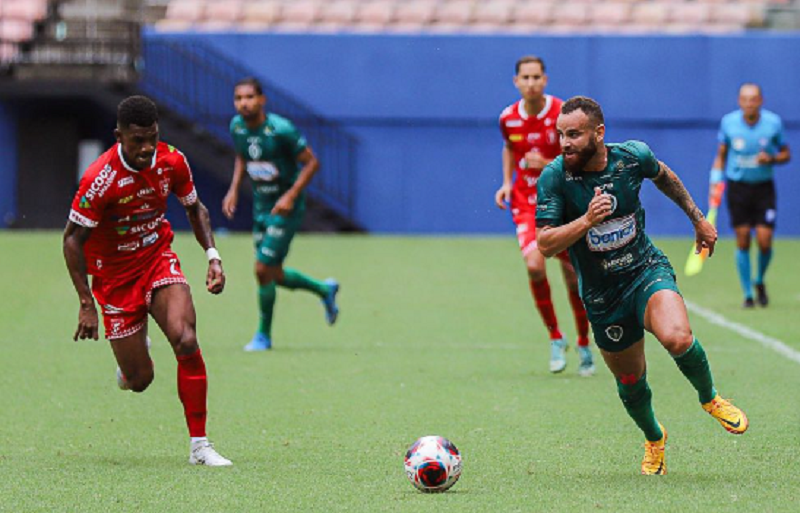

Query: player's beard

[563,139,598,174]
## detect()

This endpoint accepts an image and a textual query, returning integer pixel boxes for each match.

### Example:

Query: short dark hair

[561,96,605,126]
[235,76,264,95]
[740,82,763,97]
[515,55,545,75]
[117,95,158,129]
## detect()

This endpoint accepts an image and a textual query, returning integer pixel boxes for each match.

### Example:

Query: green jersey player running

[223,77,339,351]
[536,96,749,475]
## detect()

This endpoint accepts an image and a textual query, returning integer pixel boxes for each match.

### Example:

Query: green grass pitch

[1,232,799,512]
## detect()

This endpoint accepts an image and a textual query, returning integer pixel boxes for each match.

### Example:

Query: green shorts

[590,265,681,353]
[253,213,303,266]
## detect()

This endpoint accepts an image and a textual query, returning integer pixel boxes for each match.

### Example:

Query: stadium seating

[238,1,281,31]
[0,0,49,64]
[317,0,359,31]
[428,0,475,32]
[195,0,244,31]
[353,0,396,32]
[391,1,437,32]
[151,0,778,34]
[1,0,49,22]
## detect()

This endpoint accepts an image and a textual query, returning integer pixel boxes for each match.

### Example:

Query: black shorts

[726,180,777,228]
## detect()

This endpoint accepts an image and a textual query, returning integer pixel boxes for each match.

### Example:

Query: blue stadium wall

[0,102,18,226]
[60,33,800,235]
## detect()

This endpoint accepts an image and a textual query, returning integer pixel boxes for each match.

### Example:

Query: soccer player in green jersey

[536,96,749,475]
[223,77,340,351]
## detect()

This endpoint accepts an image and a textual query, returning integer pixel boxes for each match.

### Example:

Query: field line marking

[684,300,800,365]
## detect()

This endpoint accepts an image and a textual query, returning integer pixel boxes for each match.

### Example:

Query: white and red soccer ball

[404,435,462,493]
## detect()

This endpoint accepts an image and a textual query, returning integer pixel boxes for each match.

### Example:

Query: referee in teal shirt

[711,83,791,308]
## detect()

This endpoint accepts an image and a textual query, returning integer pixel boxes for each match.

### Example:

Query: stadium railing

[139,36,358,220]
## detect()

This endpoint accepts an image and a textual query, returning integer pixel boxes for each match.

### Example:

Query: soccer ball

[404,435,462,493]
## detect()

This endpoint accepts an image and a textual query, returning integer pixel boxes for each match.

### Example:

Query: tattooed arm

[652,161,704,225]
[652,160,718,256]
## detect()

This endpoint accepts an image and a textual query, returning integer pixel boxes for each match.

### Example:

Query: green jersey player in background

[536,96,749,475]
[223,77,339,351]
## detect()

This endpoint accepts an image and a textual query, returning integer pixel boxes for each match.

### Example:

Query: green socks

[257,269,329,337]
[279,268,329,297]
[617,373,663,442]
[616,339,717,441]
[673,338,717,404]
[258,282,276,337]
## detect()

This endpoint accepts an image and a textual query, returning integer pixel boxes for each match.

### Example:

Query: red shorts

[512,209,570,263]
[91,249,188,340]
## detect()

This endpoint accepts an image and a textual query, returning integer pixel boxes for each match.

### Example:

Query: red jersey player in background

[63,96,232,466]
[495,56,595,376]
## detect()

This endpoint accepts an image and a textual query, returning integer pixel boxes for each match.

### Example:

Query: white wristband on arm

[206,247,221,262]
[709,168,724,184]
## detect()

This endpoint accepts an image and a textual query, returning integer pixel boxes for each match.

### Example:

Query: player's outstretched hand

[222,190,238,220]
[495,183,511,209]
[694,219,718,257]
[206,260,225,294]
[586,188,614,226]
[74,304,99,341]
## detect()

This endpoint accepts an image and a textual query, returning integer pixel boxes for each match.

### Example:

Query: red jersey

[69,141,197,279]
[499,95,562,212]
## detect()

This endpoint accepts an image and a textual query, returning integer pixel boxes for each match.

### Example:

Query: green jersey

[230,113,308,217]
[536,141,673,321]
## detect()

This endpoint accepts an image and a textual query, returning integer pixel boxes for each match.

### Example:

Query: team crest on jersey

[608,194,618,214]
[160,179,170,197]
[547,129,557,145]
[605,325,624,342]
[248,137,263,159]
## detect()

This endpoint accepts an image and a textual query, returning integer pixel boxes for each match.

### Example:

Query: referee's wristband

[709,168,724,184]
[206,247,222,262]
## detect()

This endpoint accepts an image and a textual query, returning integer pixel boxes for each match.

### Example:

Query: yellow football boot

[702,395,749,435]
[641,423,667,475]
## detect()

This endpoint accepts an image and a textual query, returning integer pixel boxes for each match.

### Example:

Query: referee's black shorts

[726,180,777,228]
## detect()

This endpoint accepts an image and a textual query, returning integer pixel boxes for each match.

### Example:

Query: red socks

[568,289,590,347]
[529,278,563,340]
[177,349,207,438]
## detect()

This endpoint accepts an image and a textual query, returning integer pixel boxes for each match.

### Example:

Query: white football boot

[189,440,233,467]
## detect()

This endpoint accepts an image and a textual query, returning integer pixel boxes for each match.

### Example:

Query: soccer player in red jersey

[63,96,232,466]
[495,55,595,376]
